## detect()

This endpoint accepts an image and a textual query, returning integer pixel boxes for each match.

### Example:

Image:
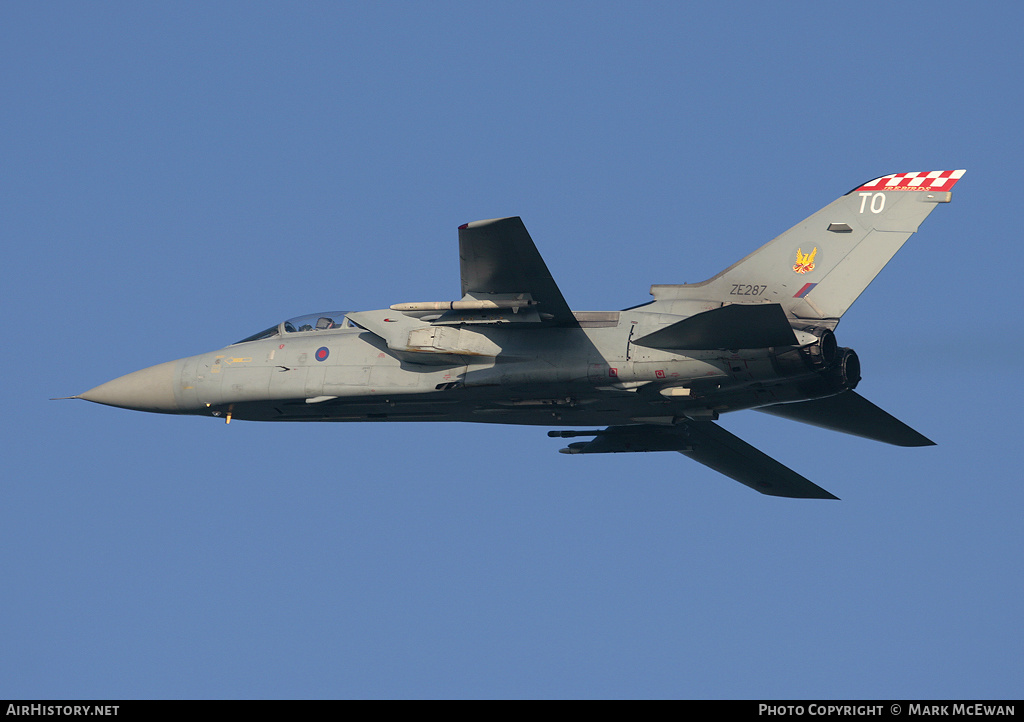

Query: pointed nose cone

[79,359,180,412]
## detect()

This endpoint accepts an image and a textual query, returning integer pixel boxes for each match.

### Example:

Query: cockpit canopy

[233,311,359,345]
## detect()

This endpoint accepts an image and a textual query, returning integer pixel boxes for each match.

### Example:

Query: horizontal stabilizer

[632,303,799,350]
[556,422,837,499]
[756,390,935,447]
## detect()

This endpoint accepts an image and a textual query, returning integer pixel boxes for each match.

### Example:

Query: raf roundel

[315,347,329,362]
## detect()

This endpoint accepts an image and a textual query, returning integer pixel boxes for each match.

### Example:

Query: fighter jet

[73,170,965,499]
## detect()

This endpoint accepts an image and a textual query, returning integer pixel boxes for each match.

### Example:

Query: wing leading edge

[555,422,838,499]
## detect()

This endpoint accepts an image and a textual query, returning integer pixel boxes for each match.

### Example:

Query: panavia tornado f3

[74,170,965,499]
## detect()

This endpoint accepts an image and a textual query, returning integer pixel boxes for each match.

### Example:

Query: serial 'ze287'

[73,170,965,499]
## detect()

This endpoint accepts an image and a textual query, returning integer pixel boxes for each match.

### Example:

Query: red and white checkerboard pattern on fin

[856,169,965,192]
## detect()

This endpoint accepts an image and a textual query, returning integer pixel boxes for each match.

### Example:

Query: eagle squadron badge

[793,247,817,274]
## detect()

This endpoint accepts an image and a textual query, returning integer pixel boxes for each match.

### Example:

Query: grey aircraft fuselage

[90,306,841,426]
[76,170,965,498]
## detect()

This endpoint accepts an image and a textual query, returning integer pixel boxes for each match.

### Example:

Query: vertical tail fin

[652,170,965,320]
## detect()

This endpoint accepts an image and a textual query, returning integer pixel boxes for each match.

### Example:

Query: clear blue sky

[3,1,1021,699]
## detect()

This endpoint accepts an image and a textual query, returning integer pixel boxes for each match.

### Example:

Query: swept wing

[458,217,576,325]
[556,422,838,499]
